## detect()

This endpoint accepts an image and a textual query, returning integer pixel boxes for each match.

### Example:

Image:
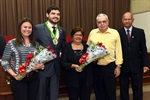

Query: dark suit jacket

[34,23,66,77]
[0,35,6,57]
[118,27,149,73]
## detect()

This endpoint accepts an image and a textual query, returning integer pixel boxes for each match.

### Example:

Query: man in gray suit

[34,6,66,100]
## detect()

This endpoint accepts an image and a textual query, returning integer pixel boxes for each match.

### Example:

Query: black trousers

[93,62,116,100]
[10,72,38,100]
[36,73,59,100]
[67,74,92,100]
[119,71,143,100]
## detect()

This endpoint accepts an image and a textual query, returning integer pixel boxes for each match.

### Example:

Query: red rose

[81,53,88,58]
[46,46,50,50]
[25,61,30,66]
[26,53,34,59]
[97,43,102,47]
[101,45,106,50]
[18,65,26,74]
[50,49,54,53]
[79,58,86,64]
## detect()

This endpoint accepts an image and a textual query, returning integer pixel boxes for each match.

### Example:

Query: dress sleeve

[60,43,72,70]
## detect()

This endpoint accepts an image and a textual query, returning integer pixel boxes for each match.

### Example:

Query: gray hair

[96,13,109,21]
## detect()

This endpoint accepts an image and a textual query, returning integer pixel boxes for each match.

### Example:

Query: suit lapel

[42,24,64,48]
[54,26,63,47]
[121,28,129,44]
[43,24,55,46]
[130,27,136,44]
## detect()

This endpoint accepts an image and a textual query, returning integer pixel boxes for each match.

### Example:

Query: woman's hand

[7,69,20,80]
[71,64,81,72]
[32,62,45,70]
[13,74,21,80]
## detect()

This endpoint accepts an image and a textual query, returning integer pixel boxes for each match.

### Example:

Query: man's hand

[114,66,121,77]
[143,66,149,73]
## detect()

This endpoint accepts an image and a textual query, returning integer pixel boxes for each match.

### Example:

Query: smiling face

[46,10,60,25]
[21,22,32,38]
[72,31,83,44]
[96,15,109,33]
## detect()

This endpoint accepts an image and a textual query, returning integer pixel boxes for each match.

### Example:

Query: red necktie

[127,30,130,42]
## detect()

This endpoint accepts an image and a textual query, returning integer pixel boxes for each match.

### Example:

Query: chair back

[4,36,14,43]
[66,35,88,43]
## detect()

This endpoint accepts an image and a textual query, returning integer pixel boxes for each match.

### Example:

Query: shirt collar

[124,26,133,32]
[23,43,31,47]
[97,27,111,34]
[47,21,57,28]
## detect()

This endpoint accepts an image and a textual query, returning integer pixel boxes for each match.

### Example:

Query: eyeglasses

[97,20,108,24]
[74,34,83,37]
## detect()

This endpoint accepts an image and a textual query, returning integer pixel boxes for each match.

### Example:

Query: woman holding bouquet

[61,27,93,100]
[1,18,44,100]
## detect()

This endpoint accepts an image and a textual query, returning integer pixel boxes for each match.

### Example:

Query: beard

[48,18,60,25]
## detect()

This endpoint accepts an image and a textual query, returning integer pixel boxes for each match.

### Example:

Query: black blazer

[0,35,6,57]
[34,23,66,77]
[118,27,149,73]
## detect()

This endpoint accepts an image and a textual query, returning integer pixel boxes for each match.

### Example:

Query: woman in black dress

[61,27,93,100]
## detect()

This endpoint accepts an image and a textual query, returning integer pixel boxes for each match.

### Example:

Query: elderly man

[118,12,149,100]
[87,13,123,100]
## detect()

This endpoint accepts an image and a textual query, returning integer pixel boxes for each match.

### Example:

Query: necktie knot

[52,26,56,35]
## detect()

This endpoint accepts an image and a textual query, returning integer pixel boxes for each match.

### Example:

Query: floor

[58,84,150,100]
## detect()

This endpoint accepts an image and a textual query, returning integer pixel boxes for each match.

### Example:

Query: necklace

[74,50,83,56]
[71,42,83,56]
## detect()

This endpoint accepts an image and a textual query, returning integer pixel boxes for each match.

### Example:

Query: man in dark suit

[118,12,149,100]
[0,34,6,57]
[34,6,66,100]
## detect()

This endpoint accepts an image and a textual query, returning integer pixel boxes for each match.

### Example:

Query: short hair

[71,27,84,37]
[15,17,36,46]
[96,13,109,21]
[46,6,60,14]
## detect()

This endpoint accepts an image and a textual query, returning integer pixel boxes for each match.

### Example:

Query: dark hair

[46,6,60,14]
[71,27,84,37]
[15,17,36,46]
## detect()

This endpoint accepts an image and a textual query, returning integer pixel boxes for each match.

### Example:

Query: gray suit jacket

[34,23,66,77]
[0,35,6,57]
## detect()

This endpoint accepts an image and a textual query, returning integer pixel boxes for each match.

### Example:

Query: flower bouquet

[78,42,109,72]
[17,45,57,80]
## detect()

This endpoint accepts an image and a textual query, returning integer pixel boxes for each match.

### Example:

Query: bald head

[122,12,133,19]
[122,12,134,29]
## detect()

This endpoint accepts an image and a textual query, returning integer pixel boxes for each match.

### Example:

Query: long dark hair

[15,17,36,46]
